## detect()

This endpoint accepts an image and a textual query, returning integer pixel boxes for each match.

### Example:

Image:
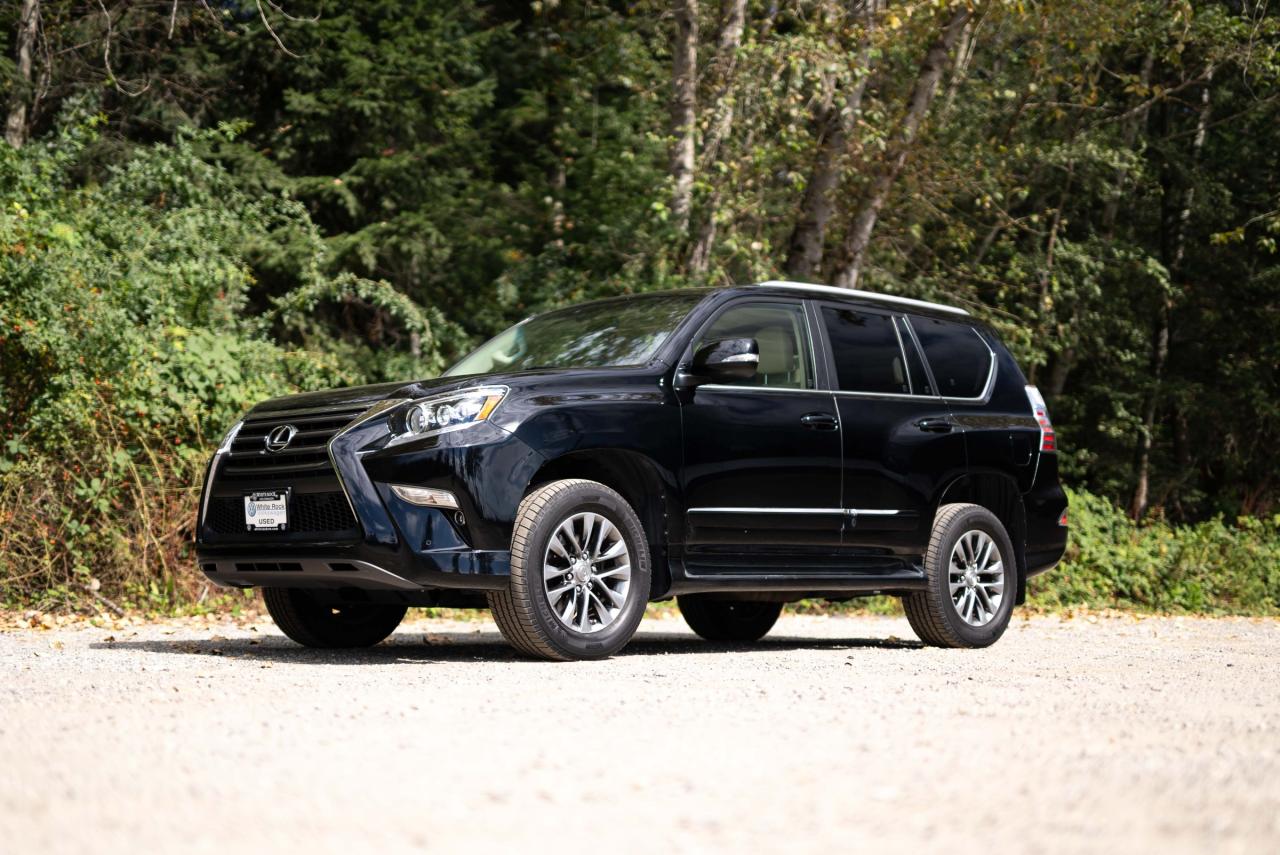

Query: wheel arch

[935,471,1029,604]
[524,449,680,599]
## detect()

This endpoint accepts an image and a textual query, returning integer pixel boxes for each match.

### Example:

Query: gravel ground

[1,611,1278,855]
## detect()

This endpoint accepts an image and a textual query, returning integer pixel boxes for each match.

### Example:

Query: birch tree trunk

[669,0,699,235]
[1102,52,1155,238]
[688,0,748,273]
[784,0,879,280]
[1130,65,1214,520]
[830,5,970,289]
[5,0,39,149]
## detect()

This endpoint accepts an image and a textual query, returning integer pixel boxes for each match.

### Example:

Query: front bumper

[195,405,544,593]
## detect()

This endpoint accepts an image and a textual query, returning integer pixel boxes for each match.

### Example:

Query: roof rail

[752,280,970,316]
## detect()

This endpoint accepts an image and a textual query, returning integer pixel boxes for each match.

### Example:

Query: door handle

[916,417,954,433]
[801,413,839,431]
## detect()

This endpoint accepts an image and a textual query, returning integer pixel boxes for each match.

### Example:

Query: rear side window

[909,316,993,399]
[821,306,910,395]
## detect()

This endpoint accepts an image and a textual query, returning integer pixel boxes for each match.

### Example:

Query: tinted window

[910,316,992,399]
[696,302,814,389]
[821,307,909,395]
[446,293,703,376]
[896,316,934,396]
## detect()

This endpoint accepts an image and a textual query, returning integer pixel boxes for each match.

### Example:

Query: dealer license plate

[244,490,289,531]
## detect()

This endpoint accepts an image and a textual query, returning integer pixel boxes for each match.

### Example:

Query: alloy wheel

[948,529,1005,627]
[543,512,632,634]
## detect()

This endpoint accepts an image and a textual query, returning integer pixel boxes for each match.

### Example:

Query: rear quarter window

[910,316,993,399]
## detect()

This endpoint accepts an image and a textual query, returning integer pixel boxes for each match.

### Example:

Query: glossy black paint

[195,283,1068,603]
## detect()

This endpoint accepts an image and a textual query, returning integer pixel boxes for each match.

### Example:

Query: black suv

[196,282,1067,660]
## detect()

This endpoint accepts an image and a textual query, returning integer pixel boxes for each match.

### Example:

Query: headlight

[391,386,508,444]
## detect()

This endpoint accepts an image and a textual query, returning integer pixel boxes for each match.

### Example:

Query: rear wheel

[903,503,1016,648]
[487,479,650,661]
[262,588,406,648]
[677,596,783,642]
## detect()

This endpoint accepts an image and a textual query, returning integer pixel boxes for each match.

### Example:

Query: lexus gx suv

[196,282,1068,660]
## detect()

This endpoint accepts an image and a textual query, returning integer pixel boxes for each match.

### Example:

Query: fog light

[390,485,460,509]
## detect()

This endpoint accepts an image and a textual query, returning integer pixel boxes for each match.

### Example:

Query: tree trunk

[1102,52,1155,238]
[5,0,39,149]
[687,0,748,273]
[695,0,746,170]
[784,0,879,280]
[1130,66,1213,520]
[830,6,970,289]
[939,12,978,117]
[669,0,699,235]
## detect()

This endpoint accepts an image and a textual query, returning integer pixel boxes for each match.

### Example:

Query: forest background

[1,0,1277,615]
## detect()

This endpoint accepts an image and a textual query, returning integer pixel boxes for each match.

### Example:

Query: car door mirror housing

[686,337,759,385]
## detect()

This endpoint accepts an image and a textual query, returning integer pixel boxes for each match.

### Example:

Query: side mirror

[681,337,759,386]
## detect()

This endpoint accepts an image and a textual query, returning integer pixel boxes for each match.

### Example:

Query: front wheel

[487,479,651,661]
[903,503,1017,648]
[677,596,782,642]
[262,588,406,648]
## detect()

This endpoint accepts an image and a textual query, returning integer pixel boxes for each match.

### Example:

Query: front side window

[695,302,814,389]
[446,293,704,376]
[910,316,993,399]
[821,306,910,395]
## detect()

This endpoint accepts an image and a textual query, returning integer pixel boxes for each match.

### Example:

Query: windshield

[445,293,704,376]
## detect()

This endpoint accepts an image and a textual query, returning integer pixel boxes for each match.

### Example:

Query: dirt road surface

[1,612,1277,855]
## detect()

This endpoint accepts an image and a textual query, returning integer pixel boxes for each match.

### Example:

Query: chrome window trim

[697,383,943,402]
[754,280,970,316]
[831,388,941,402]
[697,384,835,396]
[901,316,997,404]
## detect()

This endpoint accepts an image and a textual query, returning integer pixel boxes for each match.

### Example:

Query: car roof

[738,280,970,317]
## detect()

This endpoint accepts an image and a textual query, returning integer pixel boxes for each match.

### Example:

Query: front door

[678,300,843,563]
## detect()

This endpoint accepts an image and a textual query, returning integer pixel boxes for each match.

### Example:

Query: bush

[1029,488,1280,615]
[0,105,446,611]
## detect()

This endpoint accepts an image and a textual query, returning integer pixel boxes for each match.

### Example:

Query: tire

[903,503,1017,649]
[262,588,406,648]
[677,596,782,642]
[486,479,651,661]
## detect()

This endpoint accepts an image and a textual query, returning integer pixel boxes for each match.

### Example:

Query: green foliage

[0,102,446,608]
[1,1,1279,612]
[1029,489,1280,614]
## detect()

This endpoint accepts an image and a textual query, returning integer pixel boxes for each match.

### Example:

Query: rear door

[678,299,844,560]
[907,314,1037,492]
[815,303,968,559]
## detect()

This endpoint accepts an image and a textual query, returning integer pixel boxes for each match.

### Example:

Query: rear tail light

[1058,508,1068,527]
[1025,385,1056,453]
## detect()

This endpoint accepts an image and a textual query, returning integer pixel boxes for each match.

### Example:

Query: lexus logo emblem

[264,424,298,453]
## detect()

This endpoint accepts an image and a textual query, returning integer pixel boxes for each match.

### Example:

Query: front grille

[205,492,359,536]
[221,406,368,479]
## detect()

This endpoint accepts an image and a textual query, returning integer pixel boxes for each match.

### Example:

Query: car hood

[245,369,598,418]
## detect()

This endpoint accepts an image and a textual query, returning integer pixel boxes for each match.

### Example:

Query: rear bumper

[1024,455,1068,577]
